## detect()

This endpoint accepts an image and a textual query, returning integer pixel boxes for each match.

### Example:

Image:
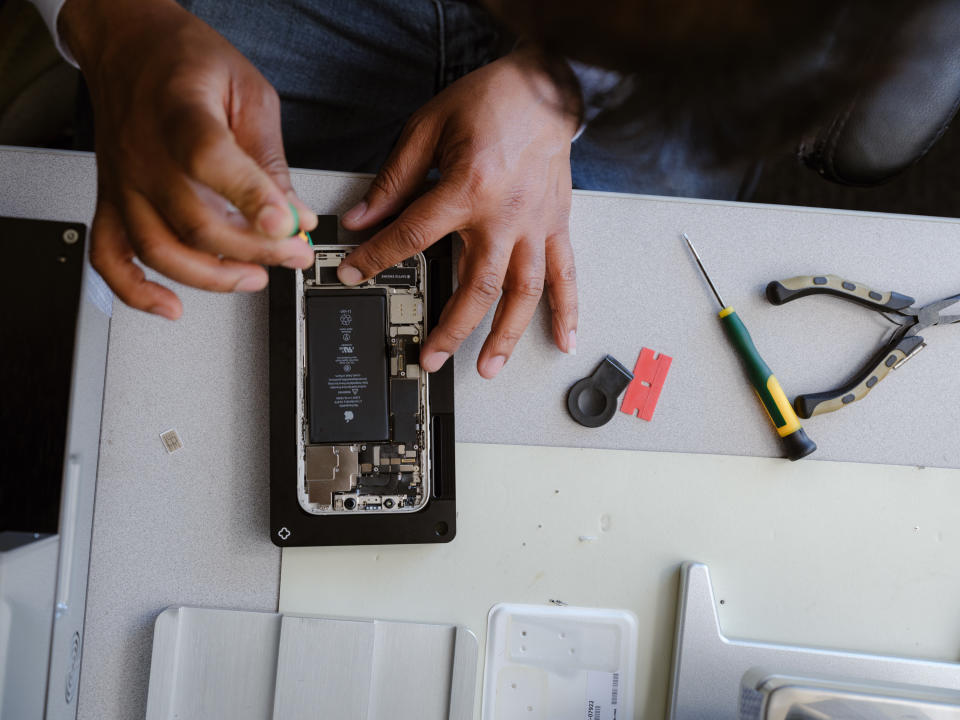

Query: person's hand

[60,0,317,319]
[340,47,581,378]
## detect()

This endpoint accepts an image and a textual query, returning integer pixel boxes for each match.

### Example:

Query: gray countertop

[2,147,959,720]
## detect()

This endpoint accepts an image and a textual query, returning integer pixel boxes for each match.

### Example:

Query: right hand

[60,0,317,319]
[340,47,581,379]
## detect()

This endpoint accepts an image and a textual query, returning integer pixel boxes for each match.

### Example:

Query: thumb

[342,112,437,230]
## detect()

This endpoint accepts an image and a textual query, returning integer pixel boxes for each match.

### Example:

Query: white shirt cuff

[29,0,79,68]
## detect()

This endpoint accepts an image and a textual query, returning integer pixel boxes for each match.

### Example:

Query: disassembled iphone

[299,247,429,515]
[269,216,456,547]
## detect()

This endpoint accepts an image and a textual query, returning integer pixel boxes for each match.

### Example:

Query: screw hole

[527,706,533,712]
[559,632,565,639]
[520,645,526,652]
[511,683,517,689]
[521,631,527,636]
[434,521,449,537]
[569,647,575,654]
[719,599,726,605]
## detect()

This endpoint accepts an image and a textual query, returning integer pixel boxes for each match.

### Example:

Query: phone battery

[306,292,389,443]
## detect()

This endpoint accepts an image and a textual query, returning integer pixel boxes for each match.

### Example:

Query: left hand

[340,46,581,378]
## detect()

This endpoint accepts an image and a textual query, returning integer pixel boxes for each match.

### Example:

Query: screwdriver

[682,233,817,461]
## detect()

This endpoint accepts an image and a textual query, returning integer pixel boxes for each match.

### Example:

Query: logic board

[297,247,430,515]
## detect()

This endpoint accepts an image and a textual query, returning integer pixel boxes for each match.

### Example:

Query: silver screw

[63,229,79,245]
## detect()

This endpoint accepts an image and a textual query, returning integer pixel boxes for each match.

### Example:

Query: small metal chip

[390,294,423,324]
[159,429,183,453]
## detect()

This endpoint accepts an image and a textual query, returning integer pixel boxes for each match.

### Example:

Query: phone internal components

[390,378,419,446]
[390,294,423,325]
[305,445,358,505]
[299,247,430,516]
[375,266,417,287]
[306,293,389,444]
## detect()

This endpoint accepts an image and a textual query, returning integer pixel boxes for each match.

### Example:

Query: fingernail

[256,204,291,237]
[482,355,507,378]
[337,264,364,286]
[566,329,577,355]
[342,200,368,226]
[282,254,313,269]
[148,304,177,320]
[234,275,265,292]
[421,351,450,372]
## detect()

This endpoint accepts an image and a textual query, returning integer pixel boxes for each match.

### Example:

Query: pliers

[765,274,960,418]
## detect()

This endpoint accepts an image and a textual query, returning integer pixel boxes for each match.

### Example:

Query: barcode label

[585,671,620,720]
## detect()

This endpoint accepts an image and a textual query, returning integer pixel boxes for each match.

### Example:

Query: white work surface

[2,147,960,720]
[281,444,960,720]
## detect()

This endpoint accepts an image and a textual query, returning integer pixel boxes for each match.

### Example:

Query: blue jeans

[180,0,749,199]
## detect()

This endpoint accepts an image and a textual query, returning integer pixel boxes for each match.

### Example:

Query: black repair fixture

[268,229,456,547]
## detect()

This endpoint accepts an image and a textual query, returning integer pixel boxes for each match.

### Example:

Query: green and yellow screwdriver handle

[766,274,921,418]
[717,305,818,461]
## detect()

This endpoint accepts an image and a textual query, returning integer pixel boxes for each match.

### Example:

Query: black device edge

[268,236,456,547]
[0,217,87,536]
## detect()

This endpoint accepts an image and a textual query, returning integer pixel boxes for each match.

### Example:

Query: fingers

[476,238,545,378]
[163,100,298,239]
[420,232,511,372]
[229,80,318,232]
[149,174,314,269]
[121,189,269,293]
[544,230,578,354]
[341,111,437,230]
[89,195,183,320]
[337,182,469,285]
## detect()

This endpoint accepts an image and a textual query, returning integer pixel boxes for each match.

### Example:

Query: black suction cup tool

[566,355,634,428]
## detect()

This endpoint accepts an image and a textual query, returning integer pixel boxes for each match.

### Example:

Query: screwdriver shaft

[682,233,726,308]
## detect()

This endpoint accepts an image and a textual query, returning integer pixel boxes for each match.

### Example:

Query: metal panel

[145,607,478,720]
[667,563,960,720]
[46,253,110,720]
[0,536,58,719]
[272,616,374,719]
[146,607,282,720]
